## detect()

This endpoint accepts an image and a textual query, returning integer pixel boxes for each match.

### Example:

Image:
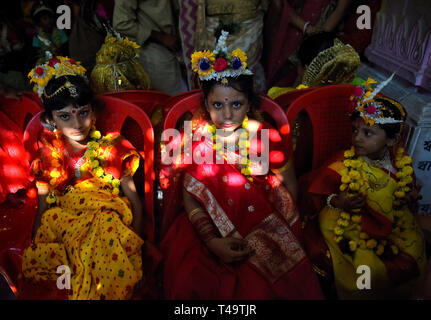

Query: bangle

[303,21,311,34]
[326,194,338,210]
[188,207,205,220]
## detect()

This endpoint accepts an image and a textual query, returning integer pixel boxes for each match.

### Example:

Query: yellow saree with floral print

[21,130,144,300]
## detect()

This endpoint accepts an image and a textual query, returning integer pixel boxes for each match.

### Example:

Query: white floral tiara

[191,30,253,82]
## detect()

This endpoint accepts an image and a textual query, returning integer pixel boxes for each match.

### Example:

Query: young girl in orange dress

[307,79,426,299]
[161,31,323,299]
[20,57,147,300]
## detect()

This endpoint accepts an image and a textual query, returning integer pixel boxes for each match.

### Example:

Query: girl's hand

[332,189,366,211]
[206,237,254,264]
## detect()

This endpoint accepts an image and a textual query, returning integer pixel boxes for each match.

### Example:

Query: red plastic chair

[0,94,41,132]
[274,87,315,110]
[286,84,355,171]
[23,95,156,241]
[100,90,170,117]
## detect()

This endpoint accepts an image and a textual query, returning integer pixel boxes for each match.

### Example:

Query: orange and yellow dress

[21,129,143,300]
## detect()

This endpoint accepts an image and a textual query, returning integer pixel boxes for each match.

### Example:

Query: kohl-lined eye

[213,102,223,109]
[232,101,242,109]
[59,114,70,121]
[79,109,90,117]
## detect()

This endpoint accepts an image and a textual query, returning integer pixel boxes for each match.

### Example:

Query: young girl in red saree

[19,57,151,300]
[161,31,323,299]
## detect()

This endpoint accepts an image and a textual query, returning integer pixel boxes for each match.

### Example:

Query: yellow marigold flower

[340,212,351,220]
[359,232,369,240]
[334,236,343,243]
[341,175,351,184]
[49,178,57,186]
[85,150,97,159]
[349,182,360,191]
[229,49,247,64]
[366,239,377,249]
[334,227,344,236]
[356,225,362,231]
[241,167,251,176]
[401,155,412,164]
[337,219,345,226]
[344,149,355,158]
[112,187,120,195]
[343,160,352,167]
[88,141,100,150]
[349,241,357,251]
[375,244,384,255]
[50,170,60,178]
[112,179,121,188]
[208,125,217,134]
[397,181,407,187]
[350,160,362,168]
[90,160,99,168]
[358,240,366,249]
[391,245,399,255]
[46,193,57,204]
[351,215,361,223]
[403,176,413,184]
[90,130,101,140]
[394,190,405,198]
[349,170,361,179]
[397,147,404,155]
[403,186,410,193]
[402,166,413,175]
[94,167,104,177]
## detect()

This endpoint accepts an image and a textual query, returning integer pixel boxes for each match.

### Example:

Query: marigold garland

[332,146,414,256]
[46,127,121,205]
[209,116,253,182]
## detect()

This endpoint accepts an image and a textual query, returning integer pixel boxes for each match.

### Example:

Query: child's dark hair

[41,75,97,129]
[200,75,260,111]
[351,96,407,139]
[298,31,337,67]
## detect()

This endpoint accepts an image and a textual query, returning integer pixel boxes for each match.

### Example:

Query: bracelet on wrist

[327,193,339,210]
[188,207,205,220]
[303,21,311,34]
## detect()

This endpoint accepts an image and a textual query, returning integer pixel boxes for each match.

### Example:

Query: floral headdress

[28,56,87,97]
[191,30,253,82]
[350,74,405,126]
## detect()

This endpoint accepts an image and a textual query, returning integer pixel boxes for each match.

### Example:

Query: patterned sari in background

[178,0,268,91]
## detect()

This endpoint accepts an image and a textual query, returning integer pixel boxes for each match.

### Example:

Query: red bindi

[71,109,77,114]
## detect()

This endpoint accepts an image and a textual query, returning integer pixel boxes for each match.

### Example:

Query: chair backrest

[274,87,315,110]
[100,90,170,117]
[23,95,156,241]
[286,84,355,170]
[0,94,41,132]
[163,89,202,117]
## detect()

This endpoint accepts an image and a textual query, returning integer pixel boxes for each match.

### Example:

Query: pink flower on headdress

[353,86,364,97]
[214,57,228,72]
[34,67,45,76]
[48,58,60,67]
[366,104,377,114]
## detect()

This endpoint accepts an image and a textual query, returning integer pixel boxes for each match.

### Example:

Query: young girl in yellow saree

[20,57,147,300]
[307,79,426,299]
